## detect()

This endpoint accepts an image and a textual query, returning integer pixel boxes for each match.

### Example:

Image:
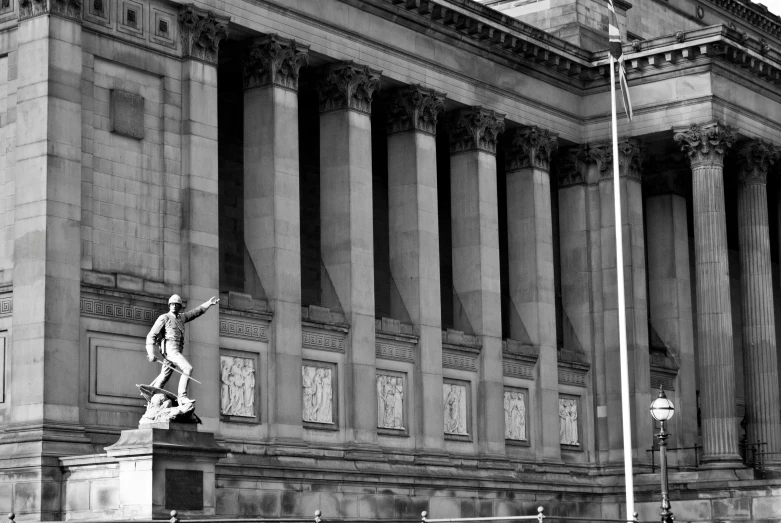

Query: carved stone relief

[377,374,404,430]
[504,390,527,441]
[302,365,333,424]
[443,383,468,435]
[559,397,579,445]
[220,356,256,418]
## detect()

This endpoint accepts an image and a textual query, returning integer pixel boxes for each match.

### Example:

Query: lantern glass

[649,388,675,422]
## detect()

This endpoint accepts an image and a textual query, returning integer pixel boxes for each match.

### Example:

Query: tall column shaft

[244,36,308,441]
[387,86,445,452]
[178,6,228,429]
[737,141,781,463]
[505,128,560,461]
[675,122,740,462]
[448,108,505,455]
[318,63,380,444]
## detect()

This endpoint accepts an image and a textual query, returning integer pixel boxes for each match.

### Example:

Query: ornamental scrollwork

[317,62,382,115]
[387,85,446,136]
[448,107,505,155]
[737,139,780,185]
[178,5,229,66]
[589,138,645,181]
[674,122,737,167]
[244,35,309,91]
[506,126,559,172]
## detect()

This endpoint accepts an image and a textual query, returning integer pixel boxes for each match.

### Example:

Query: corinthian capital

[317,62,382,115]
[20,0,81,21]
[244,35,309,91]
[737,139,780,185]
[506,127,559,172]
[448,107,505,155]
[589,138,645,181]
[558,144,590,187]
[178,5,230,66]
[673,122,736,167]
[387,86,446,135]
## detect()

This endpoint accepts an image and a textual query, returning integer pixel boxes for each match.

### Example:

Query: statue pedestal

[105,423,227,519]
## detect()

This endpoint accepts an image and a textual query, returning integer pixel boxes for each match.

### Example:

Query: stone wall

[0,49,16,286]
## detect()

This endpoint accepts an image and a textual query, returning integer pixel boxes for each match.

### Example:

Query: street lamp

[650,385,675,523]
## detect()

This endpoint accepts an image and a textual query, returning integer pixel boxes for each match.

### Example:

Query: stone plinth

[104,424,227,519]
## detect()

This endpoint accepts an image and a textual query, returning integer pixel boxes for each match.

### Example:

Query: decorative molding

[674,122,737,168]
[443,349,477,372]
[558,361,589,388]
[590,138,645,182]
[220,318,268,342]
[448,107,505,155]
[737,139,780,185]
[558,144,590,187]
[80,298,156,324]
[317,62,382,115]
[387,85,446,136]
[244,34,310,91]
[20,0,81,21]
[303,331,345,352]
[178,5,229,66]
[376,343,414,363]
[503,360,534,379]
[0,295,10,317]
[650,369,677,391]
[506,127,559,172]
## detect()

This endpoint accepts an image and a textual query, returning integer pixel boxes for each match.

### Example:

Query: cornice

[706,0,781,41]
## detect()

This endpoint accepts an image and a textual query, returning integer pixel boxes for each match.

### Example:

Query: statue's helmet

[168,294,183,305]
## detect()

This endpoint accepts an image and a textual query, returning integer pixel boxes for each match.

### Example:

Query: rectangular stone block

[116,273,143,291]
[83,269,116,287]
[64,481,90,512]
[753,496,781,519]
[110,89,144,140]
[712,497,751,519]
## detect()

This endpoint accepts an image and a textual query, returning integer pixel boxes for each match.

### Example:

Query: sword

[153,356,202,385]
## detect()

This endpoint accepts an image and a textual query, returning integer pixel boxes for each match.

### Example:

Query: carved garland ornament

[387,85,446,136]
[244,35,310,91]
[448,107,505,155]
[737,139,780,185]
[506,127,559,172]
[317,63,382,115]
[20,0,81,20]
[674,122,737,167]
[178,6,229,66]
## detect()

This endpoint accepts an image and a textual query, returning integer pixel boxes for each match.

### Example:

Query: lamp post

[650,385,675,523]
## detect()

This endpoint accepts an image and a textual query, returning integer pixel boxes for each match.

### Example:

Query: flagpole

[609,53,635,520]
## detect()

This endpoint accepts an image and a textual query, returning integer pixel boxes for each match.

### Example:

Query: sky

[761,0,781,16]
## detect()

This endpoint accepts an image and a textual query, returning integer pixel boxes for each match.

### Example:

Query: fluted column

[244,35,309,440]
[505,127,561,461]
[736,140,781,464]
[674,122,740,463]
[317,63,381,445]
[448,107,505,455]
[387,86,446,452]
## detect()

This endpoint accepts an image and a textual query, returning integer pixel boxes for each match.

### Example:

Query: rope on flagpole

[609,52,635,519]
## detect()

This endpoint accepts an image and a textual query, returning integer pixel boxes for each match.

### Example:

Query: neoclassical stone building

[2,0,781,519]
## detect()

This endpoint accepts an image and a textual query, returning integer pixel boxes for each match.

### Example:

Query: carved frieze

[302,364,335,424]
[558,144,590,187]
[504,389,527,441]
[178,5,229,66]
[559,397,580,445]
[737,139,780,185]
[590,138,645,182]
[674,122,737,167]
[377,374,405,430]
[0,295,11,316]
[448,107,505,155]
[387,85,446,136]
[220,355,256,418]
[20,0,81,21]
[505,127,559,172]
[220,318,268,342]
[443,382,469,435]
[244,35,309,91]
[317,62,382,115]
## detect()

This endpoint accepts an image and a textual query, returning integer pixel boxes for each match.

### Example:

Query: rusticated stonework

[737,139,780,185]
[590,138,645,181]
[387,85,446,136]
[20,0,81,20]
[317,62,382,115]
[643,158,688,197]
[178,5,229,66]
[674,122,736,167]
[448,107,505,155]
[505,126,559,172]
[558,144,589,187]
[244,35,310,91]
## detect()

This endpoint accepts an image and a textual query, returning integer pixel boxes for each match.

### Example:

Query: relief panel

[302,361,337,428]
[559,395,581,447]
[220,351,258,422]
[443,380,470,439]
[89,332,148,406]
[377,372,406,434]
[504,388,528,443]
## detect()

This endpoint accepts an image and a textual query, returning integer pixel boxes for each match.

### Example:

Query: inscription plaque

[110,89,145,140]
[165,469,203,510]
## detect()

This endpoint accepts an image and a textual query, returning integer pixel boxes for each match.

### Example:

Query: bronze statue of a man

[145,294,219,403]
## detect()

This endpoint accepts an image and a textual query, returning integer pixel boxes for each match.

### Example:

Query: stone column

[5,2,90,517]
[735,140,781,465]
[505,127,561,461]
[448,107,505,456]
[317,63,381,446]
[244,35,309,441]
[178,6,228,428]
[644,163,698,457]
[674,122,741,463]
[386,86,446,452]
[590,139,652,462]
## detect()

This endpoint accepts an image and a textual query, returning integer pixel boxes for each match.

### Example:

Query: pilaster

[674,121,741,463]
[317,62,381,445]
[387,85,446,452]
[244,35,309,441]
[448,107,505,456]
